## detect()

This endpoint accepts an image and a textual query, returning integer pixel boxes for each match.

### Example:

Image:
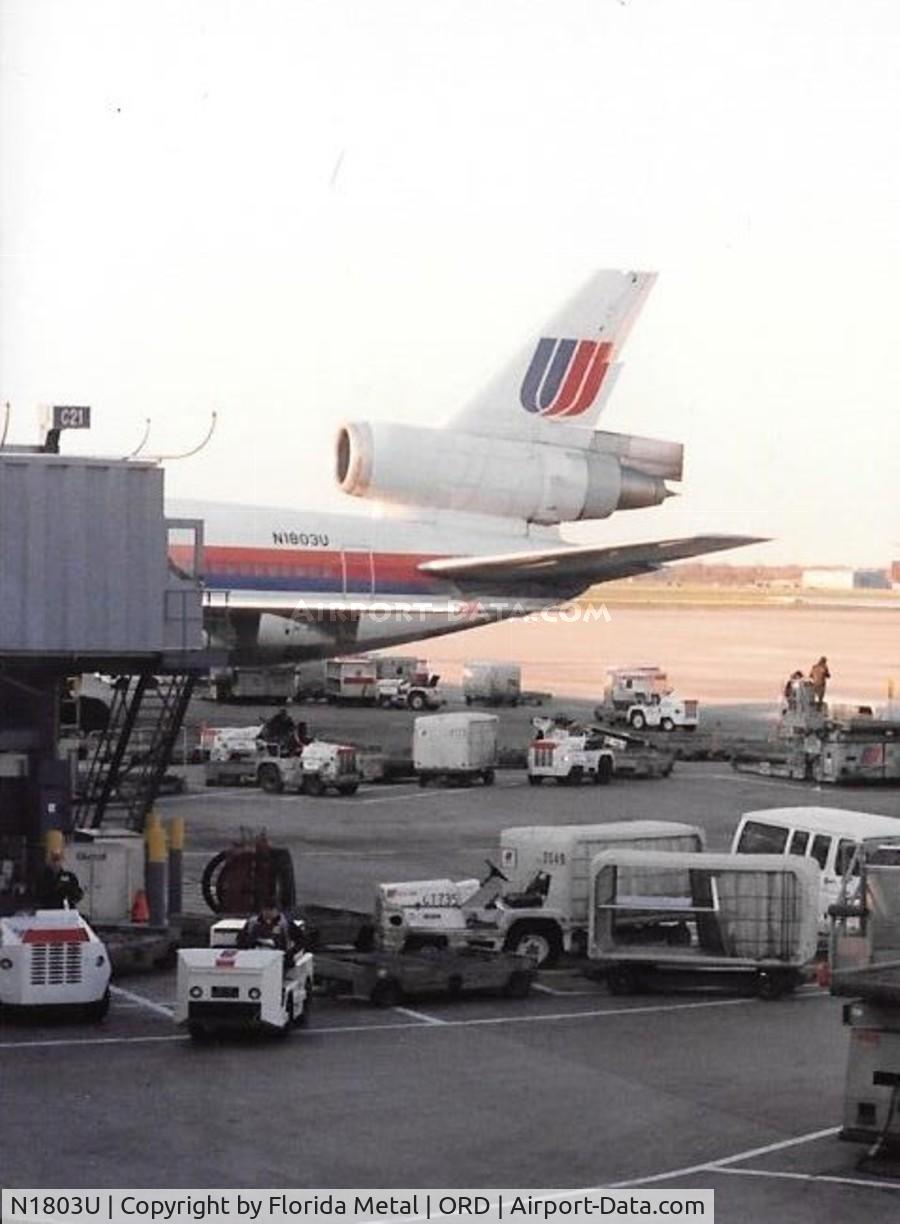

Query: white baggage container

[588,849,820,997]
[414,713,498,786]
[500,822,705,933]
[462,662,521,706]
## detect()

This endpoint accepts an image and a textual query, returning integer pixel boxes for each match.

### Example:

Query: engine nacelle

[336,421,672,525]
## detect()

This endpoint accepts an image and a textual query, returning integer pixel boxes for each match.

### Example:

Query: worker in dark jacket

[238,903,291,951]
[238,903,306,971]
[35,849,83,909]
[261,708,298,753]
[810,657,831,707]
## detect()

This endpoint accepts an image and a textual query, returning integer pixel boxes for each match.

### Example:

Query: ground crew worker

[810,657,831,706]
[239,902,291,950]
[261,708,296,752]
[783,670,803,709]
[238,903,305,971]
[35,849,84,909]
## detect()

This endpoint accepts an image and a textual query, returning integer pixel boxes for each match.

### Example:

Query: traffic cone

[131,889,150,924]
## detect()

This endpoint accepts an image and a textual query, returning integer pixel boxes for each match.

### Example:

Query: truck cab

[527,716,615,785]
[597,667,699,732]
[256,741,360,796]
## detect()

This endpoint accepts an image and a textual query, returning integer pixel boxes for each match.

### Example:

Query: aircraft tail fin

[450,270,656,441]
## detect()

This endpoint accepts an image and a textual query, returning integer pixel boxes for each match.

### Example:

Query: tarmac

[3,697,900,1218]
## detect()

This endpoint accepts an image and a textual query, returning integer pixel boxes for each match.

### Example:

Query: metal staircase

[74,673,196,831]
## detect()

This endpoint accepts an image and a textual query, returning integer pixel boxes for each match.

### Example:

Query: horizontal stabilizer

[419,535,766,590]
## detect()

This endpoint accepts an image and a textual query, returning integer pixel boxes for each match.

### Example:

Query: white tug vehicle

[176,917,314,1040]
[0,909,111,1019]
[527,715,615,785]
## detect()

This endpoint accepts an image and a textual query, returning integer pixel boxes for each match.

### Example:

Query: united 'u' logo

[520,337,613,417]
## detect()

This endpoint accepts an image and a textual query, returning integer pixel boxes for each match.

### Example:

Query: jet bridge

[0,450,216,912]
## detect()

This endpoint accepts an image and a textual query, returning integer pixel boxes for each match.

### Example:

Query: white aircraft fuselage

[172,499,565,662]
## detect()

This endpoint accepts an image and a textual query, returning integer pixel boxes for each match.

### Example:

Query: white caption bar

[1,1189,713,1224]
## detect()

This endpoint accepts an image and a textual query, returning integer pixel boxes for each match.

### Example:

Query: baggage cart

[588,850,819,998]
[314,947,535,1007]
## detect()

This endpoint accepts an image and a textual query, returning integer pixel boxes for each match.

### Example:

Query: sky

[2,0,899,566]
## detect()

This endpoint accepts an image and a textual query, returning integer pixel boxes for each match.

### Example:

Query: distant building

[802,567,890,591]
[853,568,891,590]
[801,568,855,590]
[892,560,900,588]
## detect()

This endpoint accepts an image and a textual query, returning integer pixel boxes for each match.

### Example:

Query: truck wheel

[337,781,359,796]
[756,970,791,1001]
[482,769,495,786]
[503,970,533,999]
[408,691,426,711]
[661,717,675,732]
[527,774,543,786]
[593,757,614,786]
[304,774,325,797]
[293,990,310,1027]
[629,711,646,731]
[606,966,640,996]
[504,922,562,968]
[371,978,402,1008]
[418,774,429,788]
[258,764,284,794]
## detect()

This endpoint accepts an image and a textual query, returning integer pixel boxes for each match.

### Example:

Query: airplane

[170,270,763,663]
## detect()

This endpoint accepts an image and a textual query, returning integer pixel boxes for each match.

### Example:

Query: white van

[730,807,900,929]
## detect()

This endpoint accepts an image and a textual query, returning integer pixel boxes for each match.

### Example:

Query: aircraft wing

[418,535,766,591]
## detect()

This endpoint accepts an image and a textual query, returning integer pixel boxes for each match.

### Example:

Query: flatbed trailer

[733,721,900,785]
[314,947,535,1007]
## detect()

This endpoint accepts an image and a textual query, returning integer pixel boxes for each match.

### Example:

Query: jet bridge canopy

[0,453,203,662]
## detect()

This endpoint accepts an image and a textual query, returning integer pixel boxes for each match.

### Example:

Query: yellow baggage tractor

[587,850,820,999]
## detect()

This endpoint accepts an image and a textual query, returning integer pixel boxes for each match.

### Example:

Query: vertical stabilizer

[450,270,656,442]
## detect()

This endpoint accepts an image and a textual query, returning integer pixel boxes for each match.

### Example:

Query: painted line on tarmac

[338,790,469,806]
[0,986,833,1050]
[610,1125,841,1187]
[310,992,806,1034]
[532,982,598,997]
[393,1005,447,1025]
[110,985,174,1019]
[705,772,822,790]
[716,1165,900,1192]
[0,1034,182,1050]
[173,791,272,802]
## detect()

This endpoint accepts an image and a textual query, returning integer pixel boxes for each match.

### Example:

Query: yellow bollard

[168,815,184,852]
[145,822,168,927]
[44,828,64,860]
[167,816,184,917]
